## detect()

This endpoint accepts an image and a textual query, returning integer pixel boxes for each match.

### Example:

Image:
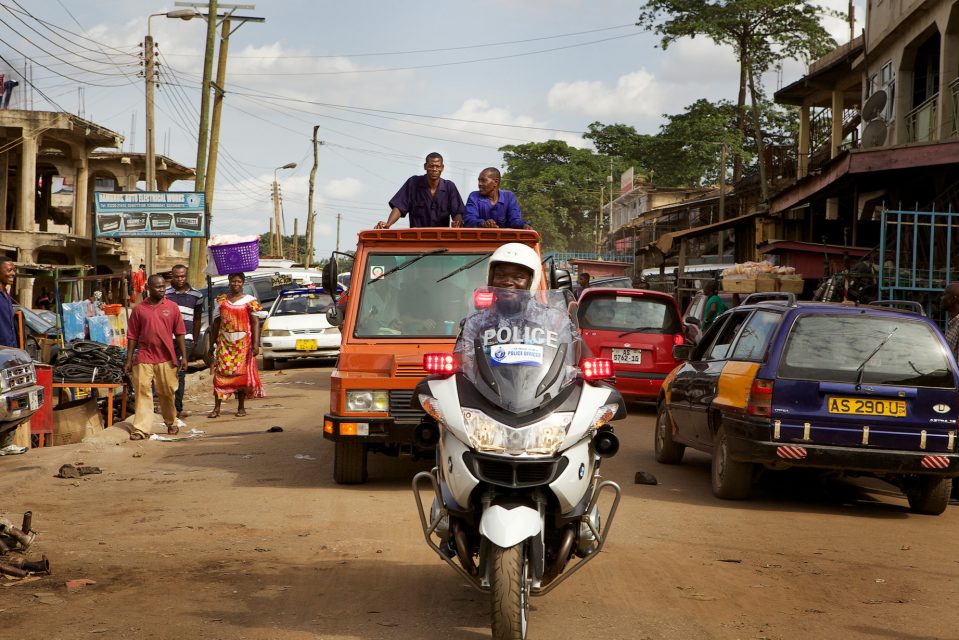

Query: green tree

[499,140,611,251]
[259,232,310,263]
[637,0,839,195]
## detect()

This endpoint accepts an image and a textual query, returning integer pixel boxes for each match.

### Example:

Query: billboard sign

[620,167,635,195]
[94,191,205,238]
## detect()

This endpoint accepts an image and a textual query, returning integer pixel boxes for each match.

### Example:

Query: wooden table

[51,382,128,428]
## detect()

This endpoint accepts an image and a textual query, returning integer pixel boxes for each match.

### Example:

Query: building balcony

[905,93,938,143]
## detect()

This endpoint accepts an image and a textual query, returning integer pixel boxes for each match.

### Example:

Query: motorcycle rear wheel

[490,543,530,640]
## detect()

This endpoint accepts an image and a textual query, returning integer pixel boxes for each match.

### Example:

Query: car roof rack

[741,292,797,307]
[866,299,926,316]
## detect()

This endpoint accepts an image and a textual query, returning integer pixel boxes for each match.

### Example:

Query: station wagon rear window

[579,294,680,333]
[778,315,956,388]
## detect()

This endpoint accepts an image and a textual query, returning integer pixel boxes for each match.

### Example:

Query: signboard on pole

[620,167,635,196]
[93,192,206,238]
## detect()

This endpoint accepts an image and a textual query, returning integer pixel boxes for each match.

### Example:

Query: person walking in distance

[941,283,959,503]
[165,264,203,419]
[123,275,188,439]
[375,152,464,229]
[207,273,263,418]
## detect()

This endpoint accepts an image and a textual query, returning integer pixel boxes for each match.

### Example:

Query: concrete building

[1,110,194,305]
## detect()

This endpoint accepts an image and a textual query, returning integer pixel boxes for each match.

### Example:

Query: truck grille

[395,363,427,378]
[464,452,569,489]
[389,390,424,424]
[2,363,35,391]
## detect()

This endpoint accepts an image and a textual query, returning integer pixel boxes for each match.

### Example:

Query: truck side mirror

[322,260,338,300]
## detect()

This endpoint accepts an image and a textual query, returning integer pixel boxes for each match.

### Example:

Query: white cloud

[323,177,363,199]
[547,70,665,120]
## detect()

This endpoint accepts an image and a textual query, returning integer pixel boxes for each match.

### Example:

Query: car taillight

[746,378,774,417]
[423,353,456,375]
[673,333,685,345]
[581,358,614,381]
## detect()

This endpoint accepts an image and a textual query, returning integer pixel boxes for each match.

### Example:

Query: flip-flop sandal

[235,410,247,417]
[207,410,220,418]
[167,425,180,435]
[130,431,146,441]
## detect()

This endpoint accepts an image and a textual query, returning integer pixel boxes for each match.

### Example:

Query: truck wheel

[711,424,752,500]
[654,403,685,464]
[262,356,275,371]
[490,543,529,640]
[333,440,367,484]
[905,476,949,515]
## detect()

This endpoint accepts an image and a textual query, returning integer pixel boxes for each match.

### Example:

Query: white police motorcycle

[412,288,625,640]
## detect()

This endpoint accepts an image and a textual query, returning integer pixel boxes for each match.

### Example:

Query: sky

[2,0,863,261]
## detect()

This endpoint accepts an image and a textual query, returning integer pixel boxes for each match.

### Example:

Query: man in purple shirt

[463,167,532,229]
[376,152,464,229]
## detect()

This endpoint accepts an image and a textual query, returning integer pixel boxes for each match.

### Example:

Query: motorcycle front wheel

[490,543,530,640]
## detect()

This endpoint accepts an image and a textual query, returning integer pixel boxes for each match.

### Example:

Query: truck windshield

[355,252,490,338]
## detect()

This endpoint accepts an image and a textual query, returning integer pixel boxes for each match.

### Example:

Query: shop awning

[653,210,766,255]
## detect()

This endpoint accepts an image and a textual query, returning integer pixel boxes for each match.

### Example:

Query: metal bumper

[322,413,419,443]
[0,385,43,433]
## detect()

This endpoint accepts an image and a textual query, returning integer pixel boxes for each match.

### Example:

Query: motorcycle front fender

[479,505,542,549]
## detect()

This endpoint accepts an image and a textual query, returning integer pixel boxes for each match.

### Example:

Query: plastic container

[210,240,260,275]
[103,304,122,316]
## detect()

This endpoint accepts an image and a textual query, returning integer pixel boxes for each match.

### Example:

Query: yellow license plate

[827,396,906,417]
[295,339,317,351]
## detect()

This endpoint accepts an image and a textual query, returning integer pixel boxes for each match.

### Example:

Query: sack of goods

[721,261,804,294]
[205,234,261,276]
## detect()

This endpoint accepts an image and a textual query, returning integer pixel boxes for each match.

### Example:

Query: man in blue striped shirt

[165,264,203,419]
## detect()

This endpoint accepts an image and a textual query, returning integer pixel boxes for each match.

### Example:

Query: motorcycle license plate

[28,390,39,411]
[295,339,317,351]
[611,348,641,364]
[827,396,906,417]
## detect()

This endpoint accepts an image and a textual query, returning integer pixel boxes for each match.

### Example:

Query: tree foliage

[499,140,611,251]
[637,0,839,188]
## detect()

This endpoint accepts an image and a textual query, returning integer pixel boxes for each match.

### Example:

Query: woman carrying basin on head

[208,272,263,418]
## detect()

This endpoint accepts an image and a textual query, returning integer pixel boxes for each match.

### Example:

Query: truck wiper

[368,248,448,284]
[436,252,492,283]
[855,327,897,390]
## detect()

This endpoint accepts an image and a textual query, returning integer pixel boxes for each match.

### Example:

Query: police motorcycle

[412,284,626,640]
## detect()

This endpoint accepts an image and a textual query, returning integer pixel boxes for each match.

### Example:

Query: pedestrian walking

[165,264,203,419]
[702,280,728,332]
[123,274,188,439]
[207,273,263,418]
[375,152,465,229]
[0,256,26,455]
[463,167,531,229]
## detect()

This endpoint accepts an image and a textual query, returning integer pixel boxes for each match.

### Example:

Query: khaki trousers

[132,362,178,436]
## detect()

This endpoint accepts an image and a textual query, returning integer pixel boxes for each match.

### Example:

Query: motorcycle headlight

[345,390,388,412]
[461,409,573,456]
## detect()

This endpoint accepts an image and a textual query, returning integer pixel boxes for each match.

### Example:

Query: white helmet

[486,243,542,291]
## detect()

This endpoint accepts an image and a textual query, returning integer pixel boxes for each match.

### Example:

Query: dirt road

[2,362,959,639]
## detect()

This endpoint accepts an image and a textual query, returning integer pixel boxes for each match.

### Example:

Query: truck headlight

[461,409,573,456]
[345,390,388,412]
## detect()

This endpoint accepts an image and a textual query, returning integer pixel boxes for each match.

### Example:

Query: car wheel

[905,476,949,515]
[654,403,685,464]
[262,356,275,371]
[711,423,752,500]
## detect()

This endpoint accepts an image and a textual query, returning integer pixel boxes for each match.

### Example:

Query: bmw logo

[578,463,585,479]
[448,457,453,473]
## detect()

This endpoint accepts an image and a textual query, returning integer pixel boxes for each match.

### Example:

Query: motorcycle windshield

[457,288,579,413]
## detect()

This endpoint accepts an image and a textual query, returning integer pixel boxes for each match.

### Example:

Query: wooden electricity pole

[336,213,341,253]
[292,218,299,262]
[306,125,320,268]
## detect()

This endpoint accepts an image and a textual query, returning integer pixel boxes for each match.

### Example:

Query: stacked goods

[721,261,803,294]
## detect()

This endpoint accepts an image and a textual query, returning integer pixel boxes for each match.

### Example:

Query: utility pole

[271,178,281,257]
[336,213,341,253]
[597,186,604,254]
[144,27,157,276]
[268,218,273,252]
[718,142,727,261]
[292,218,299,262]
[306,125,319,268]
[186,0,218,287]
[202,14,232,269]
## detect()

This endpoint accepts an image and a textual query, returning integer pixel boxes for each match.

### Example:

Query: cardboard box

[779,277,804,293]
[722,277,757,293]
[52,398,103,446]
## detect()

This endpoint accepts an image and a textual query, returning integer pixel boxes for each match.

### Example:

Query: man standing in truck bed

[375,152,464,229]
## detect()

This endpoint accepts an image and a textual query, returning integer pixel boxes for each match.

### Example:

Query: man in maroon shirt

[123,275,187,438]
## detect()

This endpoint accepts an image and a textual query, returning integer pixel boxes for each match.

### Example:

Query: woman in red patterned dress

[207,273,263,418]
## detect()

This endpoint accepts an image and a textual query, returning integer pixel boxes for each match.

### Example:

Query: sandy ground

[1,360,958,639]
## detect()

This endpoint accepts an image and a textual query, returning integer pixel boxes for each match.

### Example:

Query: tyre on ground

[711,423,753,500]
[905,475,949,515]
[333,440,368,484]
[490,543,529,640]
[654,403,685,464]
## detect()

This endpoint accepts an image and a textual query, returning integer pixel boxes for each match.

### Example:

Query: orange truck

[321,228,560,484]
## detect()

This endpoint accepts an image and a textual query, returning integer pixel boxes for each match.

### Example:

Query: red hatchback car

[577,288,685,400]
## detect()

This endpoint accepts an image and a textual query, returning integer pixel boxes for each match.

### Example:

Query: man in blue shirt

[0,256,25,455]
[463,167,531,229]
[376,152,464,229]
[165,263,203,419]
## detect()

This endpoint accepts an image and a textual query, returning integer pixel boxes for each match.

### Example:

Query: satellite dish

[862,119,888,148]
[862,90,887,121]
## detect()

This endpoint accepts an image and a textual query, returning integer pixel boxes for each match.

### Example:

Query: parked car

[657,299,959,514]
[260,287,341,370]
[577,287,686,401]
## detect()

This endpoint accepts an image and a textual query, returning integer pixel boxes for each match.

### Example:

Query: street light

[143,8,198,276]
[273,163,297,257]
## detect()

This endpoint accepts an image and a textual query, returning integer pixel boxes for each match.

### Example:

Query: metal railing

[904,93,938,143]
[950,77,959,137]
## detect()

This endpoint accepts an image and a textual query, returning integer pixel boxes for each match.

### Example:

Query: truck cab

[322,228,546,484]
